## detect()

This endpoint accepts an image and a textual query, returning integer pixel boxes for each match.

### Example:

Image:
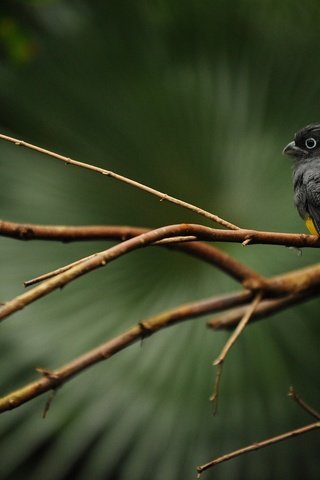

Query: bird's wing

[306,174,320,233]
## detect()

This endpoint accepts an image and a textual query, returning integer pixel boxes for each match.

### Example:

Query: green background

[0,1,319,478]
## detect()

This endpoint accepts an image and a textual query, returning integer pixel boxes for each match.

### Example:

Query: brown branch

[0,225,197,323]
[198,388,320,476]
[1,223,320,328]
[4,218,320,292]
[0,134,239,230]
[2,263,320,412]
[1,219,320,413]
[196,421,320,476]
[1,218,320,248]
[24,233,262,287]
[0,219,264,287]
[0,224,264,325]
[2,218,320,292]
[0,290,252,413]
[208,288,320,330]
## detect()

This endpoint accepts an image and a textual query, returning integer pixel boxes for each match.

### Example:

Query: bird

[283,124,320,235]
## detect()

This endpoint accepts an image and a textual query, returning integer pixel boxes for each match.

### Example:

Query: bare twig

[210,363,223,413]
[196,421,320,476]
[288,387,320,420]
[213,292,262,366]
[210,292,262,405]
[0,133,239,230]
[24,253,97,286]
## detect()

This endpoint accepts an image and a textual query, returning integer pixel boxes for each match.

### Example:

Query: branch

[198,388,320,476]
[210,292,262,407]
[0,219,260,284]
[196,421,320,476]
[1,218,320,248]
[0,224,267,325]
[24,230,263,287]
[208,288,320,330]
[288,387,320,420]
[2,261,320,412]
[0,290,252,413]
[0,225,198,323]
[0,133,239,230]
[0,222,320,328]
[213,292,263,367]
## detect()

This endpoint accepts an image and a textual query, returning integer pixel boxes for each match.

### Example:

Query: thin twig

[213,291,263,367]
[209,363,223,411]
[288,386,320,420]
[210,292,262,405]
[0,133,239,230]
[196,421,320,476]
[24,254,97,286]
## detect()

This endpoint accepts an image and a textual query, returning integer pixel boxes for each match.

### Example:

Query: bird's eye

[305,137,317,149]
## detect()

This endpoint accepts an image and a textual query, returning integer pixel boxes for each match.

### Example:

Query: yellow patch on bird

[305,216,319,235]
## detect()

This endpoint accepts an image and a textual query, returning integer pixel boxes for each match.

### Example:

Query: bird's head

[283,124,320,161]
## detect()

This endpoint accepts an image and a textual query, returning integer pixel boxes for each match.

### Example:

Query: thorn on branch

[160,194,168,202]
[287,246,302,256]
[138,321,154,339]
[242,237,252,246]
[42,389,58,419]
[35,368,59,380]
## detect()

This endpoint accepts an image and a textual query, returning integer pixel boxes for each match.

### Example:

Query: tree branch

[24,231,263,287]
[208,287,320,330]
[1,221,319,329]
[0,133,239,230]
[2,259,320,412]
[210,292,262,407]
[1,218,320,248]
[0,290,252,413]
[0,224,267,325]
[196,421,320,476]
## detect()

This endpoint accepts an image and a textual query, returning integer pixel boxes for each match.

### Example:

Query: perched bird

[283,124,320,235]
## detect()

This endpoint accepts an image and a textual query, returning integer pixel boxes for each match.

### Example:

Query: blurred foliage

[0,1,320,479]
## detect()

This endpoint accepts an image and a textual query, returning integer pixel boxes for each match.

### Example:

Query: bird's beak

[282,141,305,157]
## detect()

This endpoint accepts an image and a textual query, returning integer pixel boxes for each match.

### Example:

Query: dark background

[0,1,320,479]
